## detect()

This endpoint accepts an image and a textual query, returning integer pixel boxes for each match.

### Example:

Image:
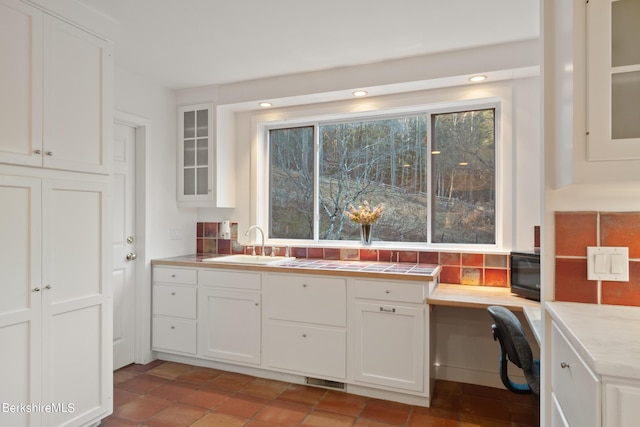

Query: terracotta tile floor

[102,361,539,427]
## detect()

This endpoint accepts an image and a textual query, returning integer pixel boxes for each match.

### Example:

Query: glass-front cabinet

[587,0,640,160]
[178,104,214,203]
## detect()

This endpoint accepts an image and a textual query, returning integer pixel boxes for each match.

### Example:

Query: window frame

[256,95,508,252]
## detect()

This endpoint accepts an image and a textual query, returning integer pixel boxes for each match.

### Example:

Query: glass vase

[360,224,373,245]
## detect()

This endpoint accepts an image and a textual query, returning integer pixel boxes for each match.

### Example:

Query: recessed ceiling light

[468,75,487,83]
[352,90,368,97]
[431,150,441,155]
[259,102,272,108]
[459,162,469,166]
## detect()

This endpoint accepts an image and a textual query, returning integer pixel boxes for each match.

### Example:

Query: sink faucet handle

[285,245,290,257]
[251,246,256,256]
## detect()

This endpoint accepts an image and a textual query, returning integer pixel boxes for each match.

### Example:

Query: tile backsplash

[555,211,640,307]
[196,222,510,287]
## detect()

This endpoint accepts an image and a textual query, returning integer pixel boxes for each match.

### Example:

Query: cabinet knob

[254,302,259,306]
[45,151,53,156]
[171,292,176,296]
[45,285,52,290]
[302,334,307,338]
[33,287,41,292]
[302,284,308,287]
[171,326,175,330]
[33,149,42,154]
[560,361,570,369]
[172,274,176,278]
[385,290,391,294]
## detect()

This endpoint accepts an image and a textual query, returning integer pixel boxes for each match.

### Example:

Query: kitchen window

[266,105,497,245]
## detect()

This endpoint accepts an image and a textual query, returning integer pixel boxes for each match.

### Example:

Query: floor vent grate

[305,377,345,390]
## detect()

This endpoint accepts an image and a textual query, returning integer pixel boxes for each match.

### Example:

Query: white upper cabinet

[0,0,112,174]
[176,103,236,207]
[587,0,640,160]
[177,104,215,205]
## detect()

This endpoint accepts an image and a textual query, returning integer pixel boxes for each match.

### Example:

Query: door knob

[126,252,137,261]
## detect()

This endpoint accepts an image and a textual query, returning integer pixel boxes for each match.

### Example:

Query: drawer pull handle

[380,307,396,313]
[560,361,570,369]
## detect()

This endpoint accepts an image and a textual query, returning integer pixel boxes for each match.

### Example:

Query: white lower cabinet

[351,278,427,393]
[266,321,346,379]
[198,270,262,365]
[199,288,261,364]
[0,174,111,427]
[151,265,434,406]
[152,267,197,355]
[551,322,600,427]
[264,273,347,380]
[603,381,640,427]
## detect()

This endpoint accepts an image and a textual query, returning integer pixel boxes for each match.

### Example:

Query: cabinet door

[0,175,42,427]
[604,382,640,427]
[352,301,425,392]
[0,0,43,167]
[43,15,112,174]
[587,0,640,160]
[551,323,600,427]
[266,321,346,379]
[178,104,214,204]
[266,274,346,326]
[41,179,111,426]
[551,393,570,427]
[199,288,261,365]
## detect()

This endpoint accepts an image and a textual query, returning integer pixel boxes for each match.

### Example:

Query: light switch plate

[587,246,629,281]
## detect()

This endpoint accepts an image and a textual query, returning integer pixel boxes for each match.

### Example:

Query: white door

[112,122,136,370]
[0,175,43,427]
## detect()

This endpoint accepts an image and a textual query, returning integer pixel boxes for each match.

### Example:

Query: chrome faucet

[245,225,265,256]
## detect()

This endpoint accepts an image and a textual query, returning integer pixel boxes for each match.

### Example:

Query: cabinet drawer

[551,322,600,427]
[153,284,197,319]
[354,279,426,303]
[153,267,197,285]
[266,274,346,326]
[199,269,261,290]
[266,321,346,379]
[152,316,197,354]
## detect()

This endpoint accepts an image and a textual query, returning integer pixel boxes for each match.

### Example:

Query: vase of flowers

[345,201,384,245]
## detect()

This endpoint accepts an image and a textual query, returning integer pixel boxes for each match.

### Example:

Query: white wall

[190,77,541,252]
[114,67,197,260]
[114,67,197,363]
[179,40,542,252]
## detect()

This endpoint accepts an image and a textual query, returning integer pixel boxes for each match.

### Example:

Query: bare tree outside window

[432,109,495,244]
[268,107,496,245]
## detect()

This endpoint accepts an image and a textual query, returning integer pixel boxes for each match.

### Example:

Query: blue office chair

[487,305,540,396]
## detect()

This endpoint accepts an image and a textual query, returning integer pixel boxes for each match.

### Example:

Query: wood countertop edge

[151,259,440,282]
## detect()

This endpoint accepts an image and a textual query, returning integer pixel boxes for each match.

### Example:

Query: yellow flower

[345,201,384,225]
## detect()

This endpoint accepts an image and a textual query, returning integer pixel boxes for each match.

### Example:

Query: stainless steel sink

[201,254,296,266]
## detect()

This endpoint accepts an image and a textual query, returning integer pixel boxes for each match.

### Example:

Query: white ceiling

[78,0,540,91]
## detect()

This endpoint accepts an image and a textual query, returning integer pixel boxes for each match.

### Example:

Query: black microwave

[510,251,540,301]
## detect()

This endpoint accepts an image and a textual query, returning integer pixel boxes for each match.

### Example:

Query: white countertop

[546,301,640,381]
